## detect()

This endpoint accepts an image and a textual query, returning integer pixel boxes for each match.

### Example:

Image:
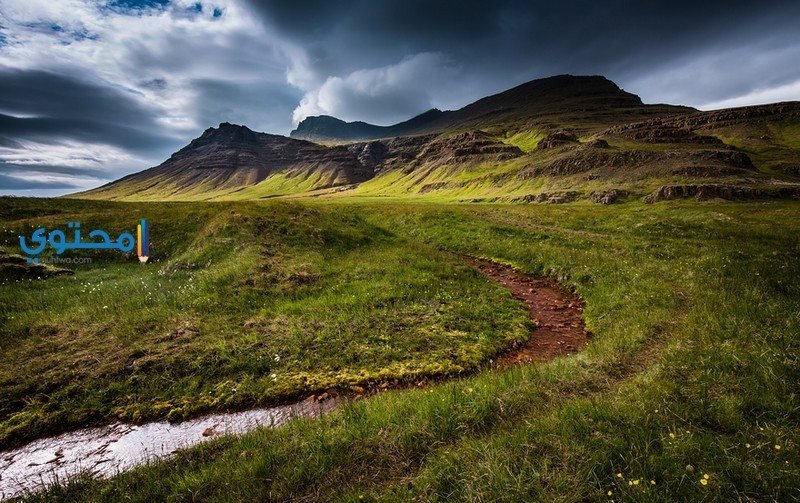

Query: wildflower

[703,474,709,480]
[607,490,613,496]
[633,479,640,485]
[616,472,623,478]
[745,443,751,448]
[103,305,108,309]
[775,444,781,450]
[669,432,675,439]
[700,478,708,486]
[650,480,656,485]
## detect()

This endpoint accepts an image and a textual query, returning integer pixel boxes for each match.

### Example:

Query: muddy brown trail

[0,259,588,500]
[467,258,588,364]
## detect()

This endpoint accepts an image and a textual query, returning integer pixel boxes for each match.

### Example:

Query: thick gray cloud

[190,78,302,131]
[0,173,80,190]
[0,0,798,195]
[250,0,800,119]
[0,70,183,191]
[0,69,175,152]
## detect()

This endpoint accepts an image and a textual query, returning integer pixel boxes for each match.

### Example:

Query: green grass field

[2,196,799,501]
[0,198,529,448]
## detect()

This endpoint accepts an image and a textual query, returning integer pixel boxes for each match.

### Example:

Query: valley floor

[1,197,799,501]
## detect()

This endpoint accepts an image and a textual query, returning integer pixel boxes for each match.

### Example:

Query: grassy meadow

[1,196,799,501]
[0,197,529,448]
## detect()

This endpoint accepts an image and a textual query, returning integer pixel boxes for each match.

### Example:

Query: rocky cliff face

[165,122,370,177]
[84,123,372,199]
[346,131,523,175]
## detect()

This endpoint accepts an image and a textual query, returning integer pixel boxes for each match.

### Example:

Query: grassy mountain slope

[348,102,800,201]
[77,76,800,203]
[77,122,371,201]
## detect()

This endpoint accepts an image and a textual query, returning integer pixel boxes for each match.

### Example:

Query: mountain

[80,122,371,200]
[78,75,800,202]
[290,75,688,142]
[289,108,449,142]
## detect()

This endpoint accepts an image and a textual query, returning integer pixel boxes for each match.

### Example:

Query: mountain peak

[217,121,246,129]
[454,74,643,118]
[194,122,261,145]
[207,121,254,133]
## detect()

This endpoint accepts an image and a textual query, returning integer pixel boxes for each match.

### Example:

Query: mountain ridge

[76,74,800,202]
[290,108,450,142]
[290,74,678,142]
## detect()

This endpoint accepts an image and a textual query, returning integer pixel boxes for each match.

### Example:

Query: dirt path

[0,258,588,501]
[468,258,588,364]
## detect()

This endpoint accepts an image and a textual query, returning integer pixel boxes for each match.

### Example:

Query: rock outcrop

[520,191,581,204]
[605,120,723,145]
[644,184,800,203]
[521,146,755,179]
[590,189,628,204]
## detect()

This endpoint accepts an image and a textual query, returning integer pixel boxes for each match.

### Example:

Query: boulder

[590,189,628,204]
[521,191,581,204]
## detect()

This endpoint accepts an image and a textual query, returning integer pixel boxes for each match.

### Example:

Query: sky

[0,0,798,196]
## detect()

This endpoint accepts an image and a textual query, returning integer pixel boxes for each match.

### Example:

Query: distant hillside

[290,108,449,142]
[76,75,800,202]
[290,75,690,142]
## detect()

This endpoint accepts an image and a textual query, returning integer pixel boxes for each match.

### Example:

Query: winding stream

[0,258,587,500]
[0,398,337,500]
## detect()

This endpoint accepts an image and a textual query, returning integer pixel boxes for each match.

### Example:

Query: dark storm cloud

[0,69,175,152]
[0,68,186,194]
[250,0,800,113]
[0,172,81,190]
[0,113,171,153]
[190,78,302,131]
[251,0,798,71]
[0,161,107,179]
